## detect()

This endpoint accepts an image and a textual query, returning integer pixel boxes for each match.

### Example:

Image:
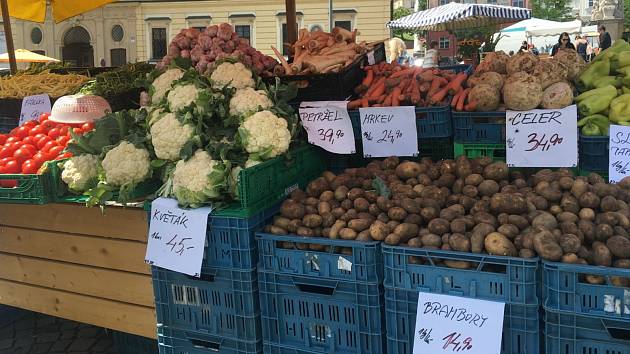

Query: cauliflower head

[172,149,227,207]
[229,88,272,117]
[150,112,195,161]
[61,155,99,192]
[239,110,291,159]
[102,141,151,186]
[152,68,184,103]
[211,62,255,89]
[167,83,201,112]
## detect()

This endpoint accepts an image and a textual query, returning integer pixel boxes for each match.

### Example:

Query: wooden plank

[0,279,156,339]
[0,203,148,242]
[0,226,151,275]
[0,253,154,307]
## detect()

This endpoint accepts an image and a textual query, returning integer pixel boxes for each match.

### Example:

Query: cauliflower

[101,141,151,186]
[172,149,227,207]
[239,110,290,159]
[150,112,195,161]
[227,159,262,199]
[61,155,99,192]
[229,88,272,117]
[147,107,164,126]
[151,68,184,103]
[167,83,202,112]
[211,62,255,89]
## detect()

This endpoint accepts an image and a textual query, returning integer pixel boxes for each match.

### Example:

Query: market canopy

[525,19,582,37]
[0,48,60,62]
[386,2,531,31]
[1,0,114,23]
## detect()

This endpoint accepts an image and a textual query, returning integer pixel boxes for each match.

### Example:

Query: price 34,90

[525,133,563,152]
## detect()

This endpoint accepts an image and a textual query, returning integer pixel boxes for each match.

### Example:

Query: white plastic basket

[49,95,111,124]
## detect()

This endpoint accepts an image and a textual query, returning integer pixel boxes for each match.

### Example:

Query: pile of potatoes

[265,156,630,284]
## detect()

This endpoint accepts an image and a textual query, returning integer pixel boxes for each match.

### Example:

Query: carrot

[410,82,421,104]
[390,68,413,79]
[428,79,441,96]
[457,88,470,112]
[451,90,463,108]
[365,77,385,97]
[447,72,467,95]
[464,100,477,112]
[362,69,374,86]
[391,87,402,106]
[368,79,386,99]
[383,93,393,106]
[361,97,370,108]
[430,86,449,104]
[348,99,362,109]
[419,82,431,93]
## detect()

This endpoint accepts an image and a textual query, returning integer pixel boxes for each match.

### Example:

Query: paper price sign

[506,105,578,167]
[359,106,418,158]
[413,293,505,354]
[299,101,356,154]
[19,94,51,125]
[609,125,630,183]
[145,198,211,277]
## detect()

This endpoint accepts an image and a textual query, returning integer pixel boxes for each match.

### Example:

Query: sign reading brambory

[413,293,505,354]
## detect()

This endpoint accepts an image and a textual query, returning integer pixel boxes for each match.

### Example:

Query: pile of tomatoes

[0,113,94,187]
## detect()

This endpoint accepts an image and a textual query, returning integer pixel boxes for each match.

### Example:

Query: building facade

[2,0,391,67]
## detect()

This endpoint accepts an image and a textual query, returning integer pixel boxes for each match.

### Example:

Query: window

[511,0,524,7]
[111,25,124,42]
[30,27,42,44]
[281,22,298,55]
[439,37,450,49]
[588,0,593,6]
[32,50,45,55]
[151,28,167,60]
[234,24,251,42]
[486,0,497,3]
[334,20,352,31]
[193,26,206,33]
[439,0,449,5]
[111,48,127,66]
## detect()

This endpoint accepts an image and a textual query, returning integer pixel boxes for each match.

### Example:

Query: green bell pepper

[593,76,622,88]
[578,59,611,90]
[578,89,618,116]
[609,93,630,122]
[576,84,617,103]
[581,122,602,136]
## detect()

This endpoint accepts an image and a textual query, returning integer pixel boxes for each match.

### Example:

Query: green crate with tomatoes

[0,113,93,204]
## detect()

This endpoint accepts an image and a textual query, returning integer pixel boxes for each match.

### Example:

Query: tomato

[13,148,34,164]
[32,152,48,166]
[55,152,73,160]
[48,146,64,157]
[23,120,38,129]
[19,144,37,155]
[81,122,95,132]
[5,136,21,144]
[41,140,59,153]
[13,126,30,140]
[48,127,62,139]
[3,159,20,174]
[38,113,50,123]
[58,125,70,136]
[21,160,39,174]
[57,136,71,146]
[72,127,84,135]
[0,134,6,145]
[8,141,22,151]
[21,136,37,147]
[41,120,56,131]
[36,136,52,150]
[29,125,46,136]
[0,148,12,159]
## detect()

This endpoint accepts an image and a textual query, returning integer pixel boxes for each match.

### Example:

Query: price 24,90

[363,129,403,144]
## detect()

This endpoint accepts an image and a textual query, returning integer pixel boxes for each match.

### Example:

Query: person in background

[508,50,515,56]
[586,40,594,61]
[551,32,575,56]
[599,25,612,51]
[519,41,528,53]
[529,44,539,55]
[575,35,588,61]
[422,41,439,68]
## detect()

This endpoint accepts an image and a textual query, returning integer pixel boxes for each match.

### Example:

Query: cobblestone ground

[0,307,116,354]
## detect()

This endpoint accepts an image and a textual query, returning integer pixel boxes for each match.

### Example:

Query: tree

[531,0,574,21]
[392,1,427,41]
[624,0,630,32]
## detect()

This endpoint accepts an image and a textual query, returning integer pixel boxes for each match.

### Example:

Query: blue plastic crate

[453,111,506,143]
[578,133,609,172]
[152,266,261,342]
[0,116,17,134]
[544,309,630,354]
[543,261,630,320]
[440,64,474,75]
[256,233,382,283]
[258,271,385,354]
[158,326,262,354]
[348,106,452,140]
[112,331,158,354]
[383,245,540,305]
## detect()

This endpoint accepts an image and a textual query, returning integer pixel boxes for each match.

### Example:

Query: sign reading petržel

[299,101,356,154]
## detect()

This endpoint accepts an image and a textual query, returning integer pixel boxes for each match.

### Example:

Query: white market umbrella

[525,19,582,37]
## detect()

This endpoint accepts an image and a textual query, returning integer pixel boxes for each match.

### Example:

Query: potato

[473,212,497,227]
[592,241,612,266]
[269,225,288,235]
[560,222,579,236]
[280,199,306,219]
[600,195,619,212]
[370,220,390,241]
[347,188,364,201]
[353,198,369,212]
[497,224,519,239]
[407,237,422,248]
[532,212,558,230]
[442,234,451,244]
[297,227,314,237]
[331,207,346,219]
[478,180,500,197]
[287,219,302,233]
[441,244,452,251]
[520,249,536,258]
[557,212,578,224]
[533,229,563,261]
[376,213,389,223]
[508,215,530,230]
[388,207,408,221]
[444,260,472,269]
[584,275,606,285]
[394,223,420,241]
[319,190,334,202]
[339,228,358,240]
[464,174,484,186]
[558,176,574,190]
[440,208,460,222]
[559,234,581,253]
[329,220,346,239]
[483,162,509,181]
[395,161,424,179]
[376,196,393,211]
[334,186,350,202]
[316,202,331,215]
[383,156,400,169]
[578,220,596,242]
[578,208,595,221]
[428,218,450,235]
[404,213,423,225]
[490,193,528,214]
[561,253,580,264]
[401,198,421,214]
[606,236,630,258]
[384,233,401,245]
[306,177,329,197]
[421,233,443,248]
[450,219,468,234]
[345,218,370,232]
[595,224,614,241]
[484,232,518,257]
[273,216,291,230]
[614,226,629,238]
[449,233,471,252]
[462,185,479,198]
[560,195,580,214]
[340,199,353,210]
[579,192,601,209]
[368,204,381,217]
[356,230,372,242]
[571,179,589,198]
[290,189,308,202]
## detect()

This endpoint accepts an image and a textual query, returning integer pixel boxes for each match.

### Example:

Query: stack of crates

[543,261,630,354]
[255,233,386,354]
[452,110,506,161]
[577,133,609,179]
[382,245,541,354]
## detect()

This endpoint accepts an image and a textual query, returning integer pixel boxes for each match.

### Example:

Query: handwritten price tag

[19,94,51,126]
[413,293,505,354]
[359,106,418,158]
[145,197,211,277]
[609,125,630,183]
[506,105,578,167]
[299,101,356,154]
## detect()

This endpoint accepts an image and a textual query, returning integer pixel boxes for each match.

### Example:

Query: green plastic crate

[0,161,59,204]
[454,142,506,161]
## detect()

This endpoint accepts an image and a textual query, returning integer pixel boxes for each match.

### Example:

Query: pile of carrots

[348,62,469,109]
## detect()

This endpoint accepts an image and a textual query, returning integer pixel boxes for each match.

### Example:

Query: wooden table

[0,203,156,338]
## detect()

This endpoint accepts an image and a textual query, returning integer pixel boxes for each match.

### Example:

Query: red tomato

[29,125,45,136]
[41,120,56,131]
[0,148,12,159]
[56,136,71,146]
[8,141,22,151]
[19,144,37,155]
[48,146,64,157]
[38,113,50,123]
[81,122,95,132]
[3,159,20,174]
[5,136,21,144]
[33,133,47,141]
[41,140,59,153]
[13,126,30,140]
[72,127,84,135]
[21,160,39,174]
[13,148,34,164]
[55,152,73,160]
[48,127,61,139]
[21,136,37,147]
[36,136,52,150]
[59,125,70,136]
[23,120,38,129]
[32,152,48,166]
[0,134,6,145]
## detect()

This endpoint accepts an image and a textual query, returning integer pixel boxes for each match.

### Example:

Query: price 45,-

[150,231,195,256]
[317,128,344,144]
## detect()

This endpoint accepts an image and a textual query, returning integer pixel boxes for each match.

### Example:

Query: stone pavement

[0,307,116,354]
